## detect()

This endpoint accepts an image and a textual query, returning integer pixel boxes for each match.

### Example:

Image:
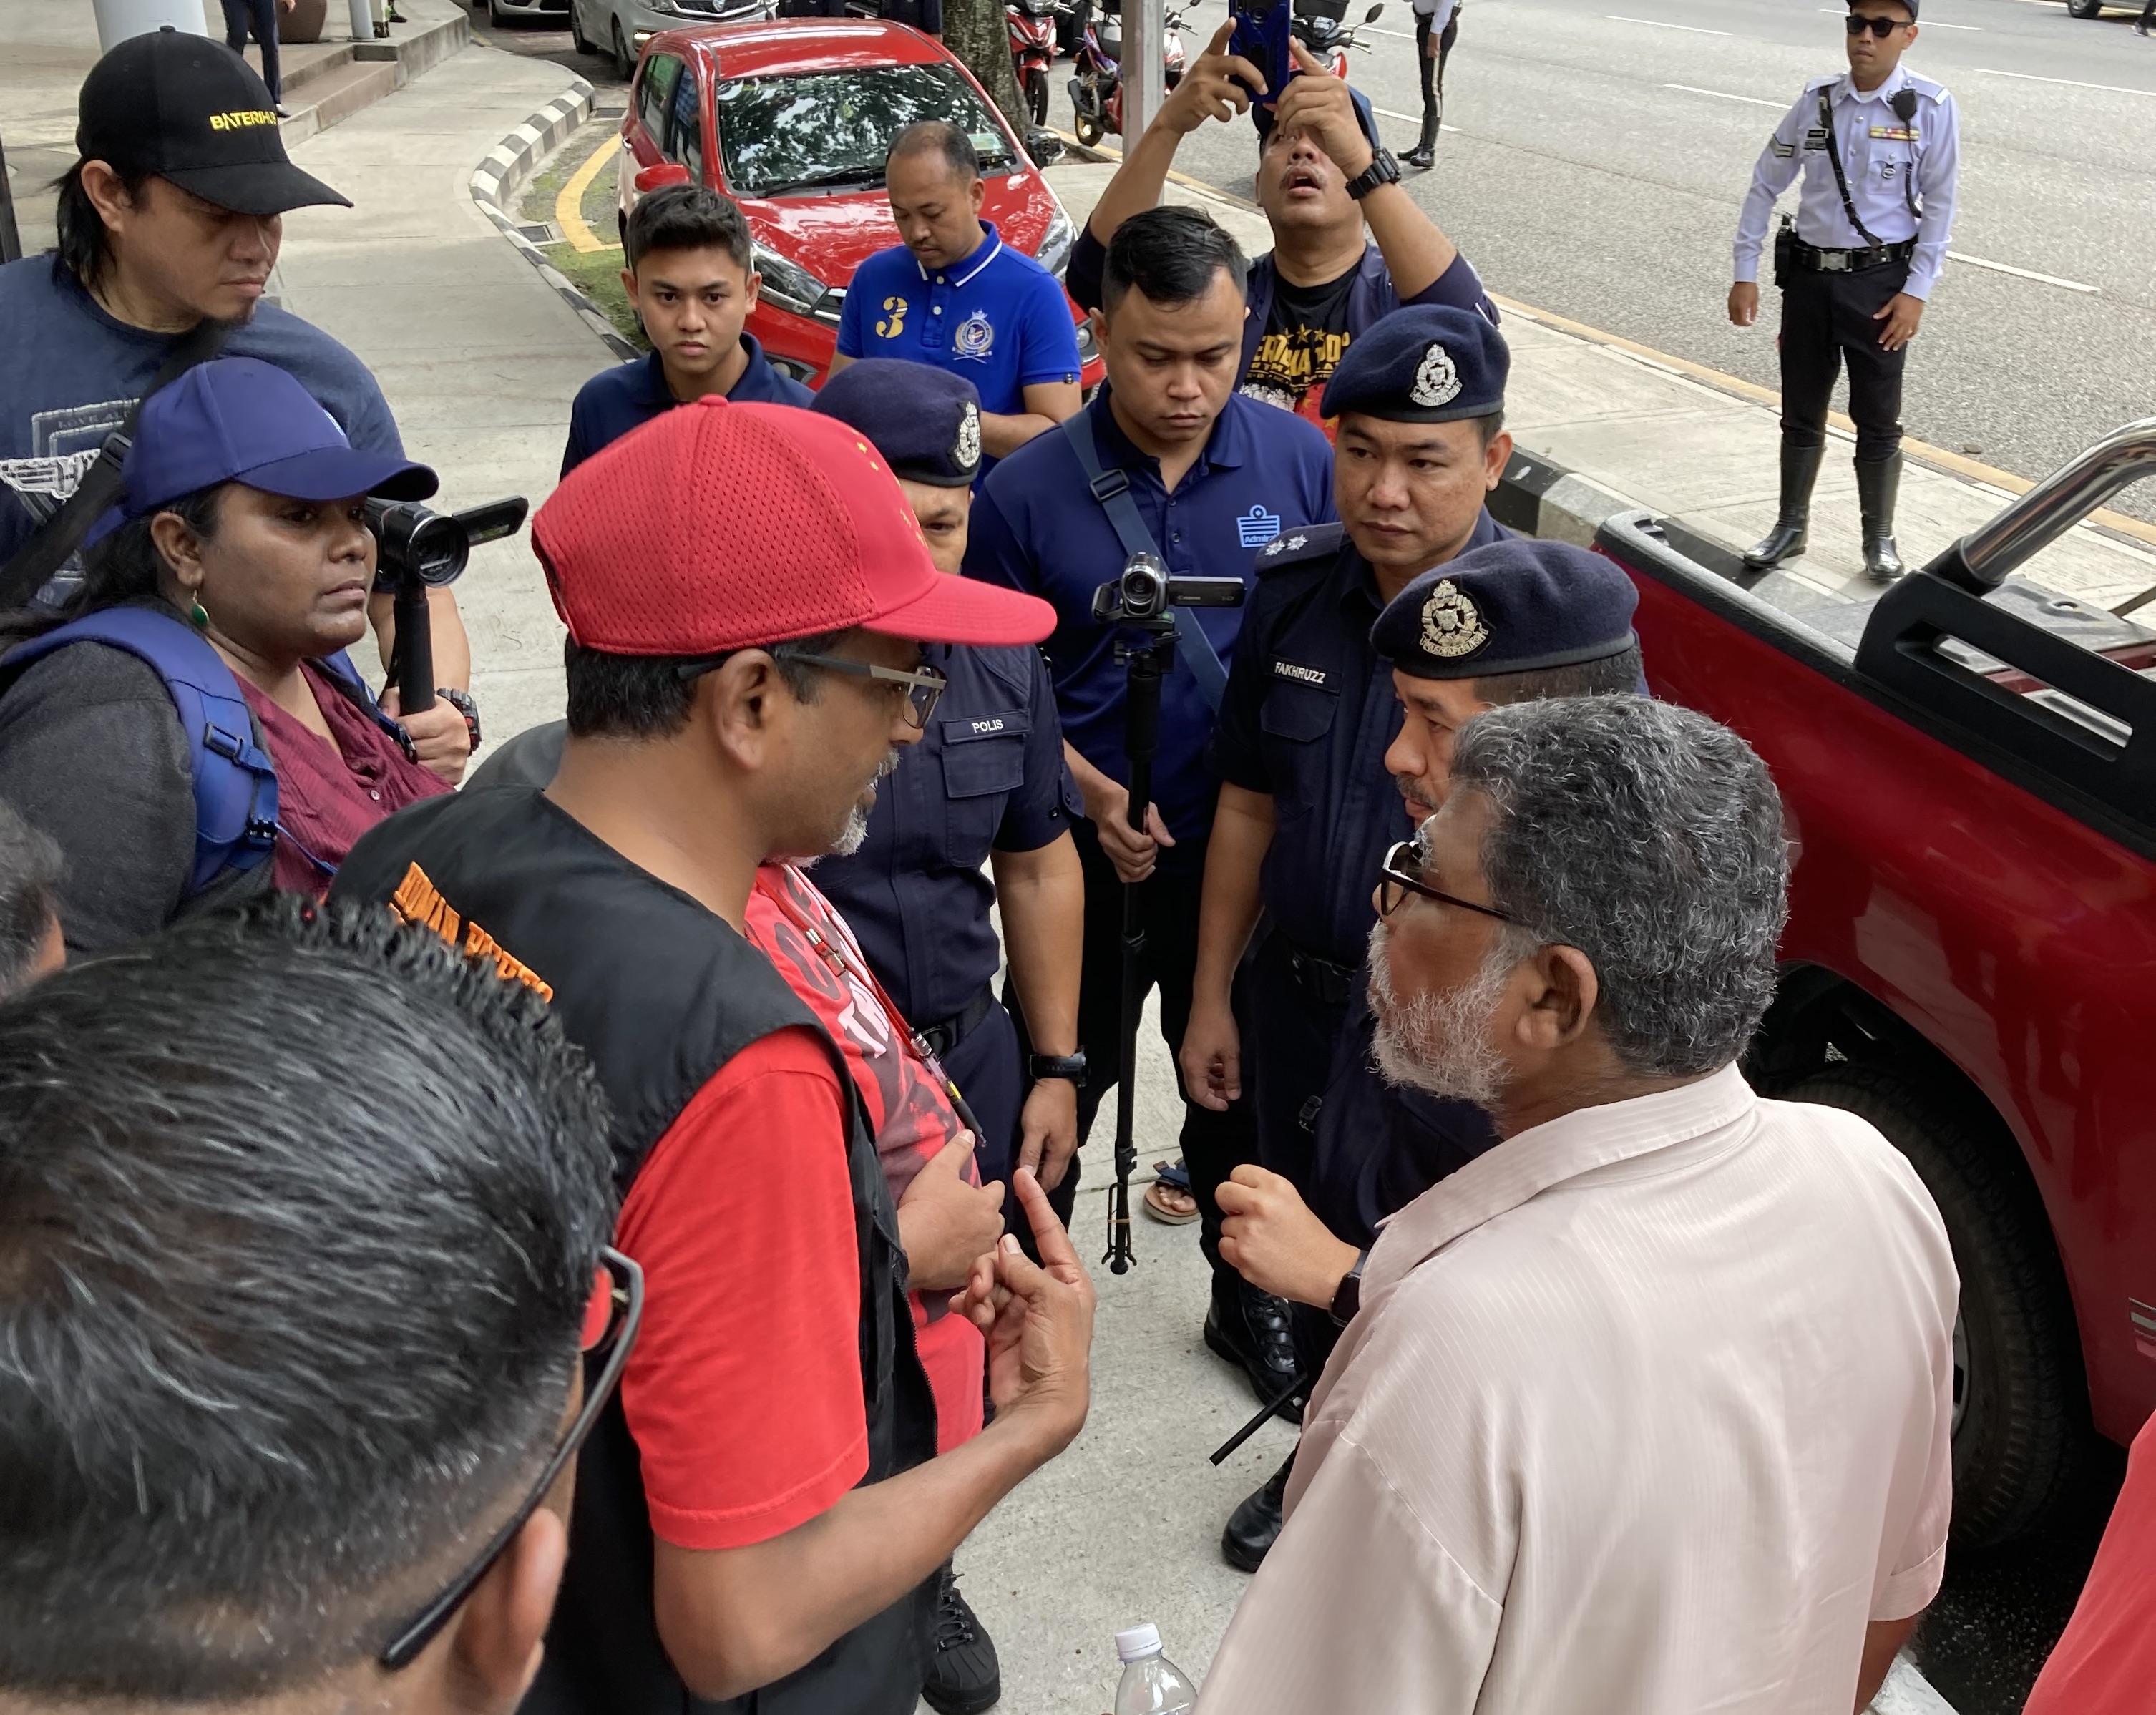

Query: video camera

[1090,554,1245,625]
[364,497,527,715]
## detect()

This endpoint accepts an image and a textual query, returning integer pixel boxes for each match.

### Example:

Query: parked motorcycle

[1008,0,1066,128]
[1068,0,1193,147]
[1292,0,1385,79]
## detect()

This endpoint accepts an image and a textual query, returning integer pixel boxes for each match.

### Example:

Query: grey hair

[0,800,61,997]
[1448,696,1790,1078]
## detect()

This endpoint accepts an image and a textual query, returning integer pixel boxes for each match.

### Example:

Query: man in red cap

[333,397,1095,1715]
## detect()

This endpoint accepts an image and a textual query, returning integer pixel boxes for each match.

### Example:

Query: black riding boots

[1743,440,1826,570]
[1858,453,1908,582]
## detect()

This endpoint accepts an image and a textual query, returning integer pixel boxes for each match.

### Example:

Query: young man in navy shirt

[965,205,1333,1412]
[560,182,810,474]
[831,123,1081,471]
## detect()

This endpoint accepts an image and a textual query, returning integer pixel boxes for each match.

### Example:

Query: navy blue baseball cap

[1370,538,1639,680]
[1323,304,1508,426]
[811,359,982,488]
[89,356,436,544]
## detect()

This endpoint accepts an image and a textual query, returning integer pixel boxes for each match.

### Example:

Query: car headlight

[1038,202,1076,280]
[753,245,830,318]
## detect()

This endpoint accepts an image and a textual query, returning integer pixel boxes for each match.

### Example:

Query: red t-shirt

[745,863,987,1455]
[2024,1412,2156,1715]
[613,1025,869,1551]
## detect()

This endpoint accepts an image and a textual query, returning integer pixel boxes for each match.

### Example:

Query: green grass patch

[542,242,648,351]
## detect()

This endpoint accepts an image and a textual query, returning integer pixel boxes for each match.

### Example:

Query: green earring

[188,597,210,630]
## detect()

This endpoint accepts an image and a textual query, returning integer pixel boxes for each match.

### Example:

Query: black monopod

[366,496,529,713]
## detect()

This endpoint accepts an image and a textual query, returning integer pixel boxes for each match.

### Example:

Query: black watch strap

[1345,147,1400,200]
[1027,1051,1087,1086]
[1329,1246,1372,1326]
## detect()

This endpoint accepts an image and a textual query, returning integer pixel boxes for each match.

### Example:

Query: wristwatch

[1329,1247,1372,1326]
[438,686,482,753]
[1027,1051,1088,1087]
[1344,147,1401,200]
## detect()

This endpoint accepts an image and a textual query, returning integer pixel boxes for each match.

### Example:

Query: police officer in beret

[1210,535,1647,1570]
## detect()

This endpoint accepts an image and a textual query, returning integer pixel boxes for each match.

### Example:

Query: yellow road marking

[556,130,621,255]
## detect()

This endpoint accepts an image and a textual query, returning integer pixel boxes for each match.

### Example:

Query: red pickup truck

[1594,420,2156,1547]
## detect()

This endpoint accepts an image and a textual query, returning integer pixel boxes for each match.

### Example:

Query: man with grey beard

[1199,695,1959,1715]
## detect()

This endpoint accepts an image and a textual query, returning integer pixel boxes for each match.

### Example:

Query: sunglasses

[1376,839,1517,923]
[376,1246,645,1670]
[674,648,949,730]
[1845,14,1911,36]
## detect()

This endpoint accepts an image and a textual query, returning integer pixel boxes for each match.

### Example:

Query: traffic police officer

[809,361,1088,1212]
[1730,0,1959,582]
[965,205,1335,1410]
[1214,537,1645,1571]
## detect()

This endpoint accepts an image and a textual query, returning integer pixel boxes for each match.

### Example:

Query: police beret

[1322,303,1508,426]
[811,358,982,487]
[1370,537,1639,680]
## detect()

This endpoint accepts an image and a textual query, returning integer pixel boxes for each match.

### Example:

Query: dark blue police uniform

[559,335,811,475]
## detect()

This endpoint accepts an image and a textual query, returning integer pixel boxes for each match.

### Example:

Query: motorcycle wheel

[1025,66,1049,127]
[1075,108,1103,146]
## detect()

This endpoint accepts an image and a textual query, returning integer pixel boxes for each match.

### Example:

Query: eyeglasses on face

[376,1246,645,1671]
[1376,839,1518,923]
[1845,14,1910,36]
[771,648,948,730]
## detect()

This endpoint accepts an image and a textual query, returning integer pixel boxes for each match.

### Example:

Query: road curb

[467,82,638,363]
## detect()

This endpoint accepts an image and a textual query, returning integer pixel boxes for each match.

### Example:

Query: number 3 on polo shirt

[877,297,907,340]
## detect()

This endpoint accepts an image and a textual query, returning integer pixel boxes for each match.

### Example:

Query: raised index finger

[1015,1166,1089,1284]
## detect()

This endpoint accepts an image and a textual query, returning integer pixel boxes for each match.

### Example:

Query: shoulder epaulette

[1904,72,1949,103]
[1253,522,1347,575]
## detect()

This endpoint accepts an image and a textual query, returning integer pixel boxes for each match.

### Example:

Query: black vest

[331,786,937,1715]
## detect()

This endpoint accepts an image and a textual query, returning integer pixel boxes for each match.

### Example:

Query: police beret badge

[1420,578,1490,658]
[954,401,981,472]
[1409,342,1462,410]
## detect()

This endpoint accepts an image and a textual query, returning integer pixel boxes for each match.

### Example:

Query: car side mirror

[1026,127,1066,166]
[1365,4,1384,19]
[635,161,693,194]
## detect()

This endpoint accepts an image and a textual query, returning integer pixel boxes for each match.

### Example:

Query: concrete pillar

[89,0,213,51]
[347,0,376,42]
[1124,0,1164,149]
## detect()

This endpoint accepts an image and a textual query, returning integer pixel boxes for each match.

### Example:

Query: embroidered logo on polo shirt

[1419,579,1490,659]
[954,310,995,360]
[1273,660,1327,687]
[876,295,907,339]
[1237,505,1283,548]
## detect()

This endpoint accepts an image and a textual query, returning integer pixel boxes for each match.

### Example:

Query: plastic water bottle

[1113,1622,1196,1715]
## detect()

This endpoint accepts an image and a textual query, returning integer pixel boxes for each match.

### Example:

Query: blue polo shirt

[559,334,811,474]
[835,224,1081,424]
[1205,511,1508,965]
[963,389,1335,863]
[811,643,1077,1027]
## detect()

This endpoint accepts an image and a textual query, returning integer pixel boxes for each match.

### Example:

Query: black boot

[1221,1447,1297,1572]
[922,1562,1000,1715]
[1401,107,1438,169]
[1858,454,1907,582]
[1204,1279,1305,1420]
[1743,440,1826,570]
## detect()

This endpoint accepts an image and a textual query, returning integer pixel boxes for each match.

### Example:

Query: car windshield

[713,64,1016,200]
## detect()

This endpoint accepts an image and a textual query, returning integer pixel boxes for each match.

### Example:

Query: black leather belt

[914,984,994,1063]
[1792,237,1916,275]
[1282,940,1357,1008]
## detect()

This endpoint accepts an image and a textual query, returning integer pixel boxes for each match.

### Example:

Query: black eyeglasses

[1377,839,1517,923]
[1845,14,1908,36]
[771,648,948,730]
[376,1246,645,1670]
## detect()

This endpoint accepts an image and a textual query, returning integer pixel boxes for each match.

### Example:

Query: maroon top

[239,663,452,896]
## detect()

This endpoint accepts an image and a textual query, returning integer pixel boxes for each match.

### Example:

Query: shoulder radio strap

[0,316,233,612]
[1816,86,1883,250]
[1889,87,1922,223]
[1059,410,1230,715]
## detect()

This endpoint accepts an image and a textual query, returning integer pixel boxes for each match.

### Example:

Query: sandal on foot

[1143,1158,1199,1225]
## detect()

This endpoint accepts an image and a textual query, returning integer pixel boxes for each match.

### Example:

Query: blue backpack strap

[2,607,278,894]
[1060,412,1231,715]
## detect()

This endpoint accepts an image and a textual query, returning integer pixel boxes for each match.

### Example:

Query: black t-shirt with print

[1240,263,1359,426]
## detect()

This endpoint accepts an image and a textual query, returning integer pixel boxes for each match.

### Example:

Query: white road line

[1662,82,1785,107]
[1948,250,2098,292]
[1363,24,1418,37]
[1979,67,2156,98]
[1608,13,1732,34]
[1820,5,1979,23]
[1372,104,1466,131]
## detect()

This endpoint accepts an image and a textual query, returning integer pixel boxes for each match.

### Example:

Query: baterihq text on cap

[76,27,349,216]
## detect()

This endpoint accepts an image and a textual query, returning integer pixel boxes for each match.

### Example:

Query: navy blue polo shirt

[964,390,1335,862]
[1206,510,1508,965]
[811,643,1078,1027]
[835,225,1081,428]
[558,334,811,474]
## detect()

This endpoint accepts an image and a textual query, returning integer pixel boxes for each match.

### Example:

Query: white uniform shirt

[1196,1064,1958,1715]
[1411,0,1460,27]
[1732,64,1961,301]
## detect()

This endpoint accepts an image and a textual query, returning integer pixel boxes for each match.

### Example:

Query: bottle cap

[1115,1623,1163,1662]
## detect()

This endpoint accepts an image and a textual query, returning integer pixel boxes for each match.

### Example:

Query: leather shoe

[922,1561,1000,1715]
[1204,1281,1304,1420]
[1221,1450,1296,1572]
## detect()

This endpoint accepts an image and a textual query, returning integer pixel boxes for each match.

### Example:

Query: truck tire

[1786,1066,2089,1545]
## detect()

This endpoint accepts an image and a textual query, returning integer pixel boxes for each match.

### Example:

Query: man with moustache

[1201,695,1958,1714]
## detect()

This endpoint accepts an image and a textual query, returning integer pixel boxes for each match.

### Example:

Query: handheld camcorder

[364,496,527,715]
[1091,554,1245,625]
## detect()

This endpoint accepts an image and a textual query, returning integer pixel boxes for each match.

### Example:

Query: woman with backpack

[0,357,453,954]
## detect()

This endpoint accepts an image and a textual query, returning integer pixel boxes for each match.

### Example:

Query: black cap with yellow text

[76,26,350,215]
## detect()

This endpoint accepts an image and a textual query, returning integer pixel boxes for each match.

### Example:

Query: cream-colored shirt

[1198,1065,1957,1715]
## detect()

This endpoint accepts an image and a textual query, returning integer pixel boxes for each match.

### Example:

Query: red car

[617,18,1102,391]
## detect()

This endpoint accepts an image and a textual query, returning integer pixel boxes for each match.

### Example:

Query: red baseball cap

[532,396,1055,654]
